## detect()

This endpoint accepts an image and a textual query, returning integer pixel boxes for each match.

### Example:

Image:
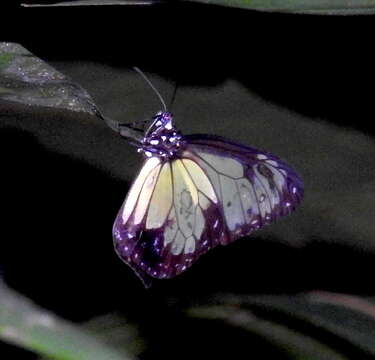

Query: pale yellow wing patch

[146,163,173,229]
[181,159,217,203]
[127,157,217,256]
[133,163,161,225]
[122,157,161,224]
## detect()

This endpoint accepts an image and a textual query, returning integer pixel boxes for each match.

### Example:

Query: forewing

[182,134,304,244]
[113,157,225,285]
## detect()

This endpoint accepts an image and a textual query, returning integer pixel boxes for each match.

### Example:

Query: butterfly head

[139,111,184,159]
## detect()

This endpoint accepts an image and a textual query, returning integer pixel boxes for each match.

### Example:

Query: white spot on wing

[257,154,267,160]
[122,157,161,224]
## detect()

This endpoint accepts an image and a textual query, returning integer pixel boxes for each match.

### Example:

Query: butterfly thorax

[138,111,185,159]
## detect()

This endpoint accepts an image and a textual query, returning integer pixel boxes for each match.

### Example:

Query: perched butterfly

[112,109,303,287]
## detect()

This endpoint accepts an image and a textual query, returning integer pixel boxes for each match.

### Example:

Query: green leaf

[84,314,145,357]
[0,53,15,72]
[0,282,133,360]
[0,42,141,141]
[0,42,101,116]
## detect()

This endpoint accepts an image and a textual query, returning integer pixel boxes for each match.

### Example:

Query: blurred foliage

[0,43,100,116]
[2,42,375,359]
[190,293,375,359]
[184,0,375,14]
[0,282,133,360]
[2,278,375,359]
[21,0,375,14]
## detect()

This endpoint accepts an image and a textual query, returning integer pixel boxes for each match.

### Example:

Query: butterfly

[112,109,304,287]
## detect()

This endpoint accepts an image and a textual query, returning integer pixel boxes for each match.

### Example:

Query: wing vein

[254,168,274,220]
[144,163,164,222]
[128,161,161,222]
[189,149,239,180]
[235,180,247,222]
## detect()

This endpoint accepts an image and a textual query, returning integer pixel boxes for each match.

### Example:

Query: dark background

[1,2,375,359]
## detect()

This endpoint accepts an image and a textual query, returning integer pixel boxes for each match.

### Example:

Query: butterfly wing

[182,134,303,244]
[113,134,303,286]
[113,155,224,286]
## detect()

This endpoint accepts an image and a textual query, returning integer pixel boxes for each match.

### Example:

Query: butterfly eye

[162,112,173,121]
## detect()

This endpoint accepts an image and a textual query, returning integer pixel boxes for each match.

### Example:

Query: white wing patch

[198,192,211,210]
[252,169,272,218]
[164,208,178,245]
[171,231,185,255]
[146,163,172,229]
[181,159,217,203]
[184,235,196,254]
[237,178,259,222]
[133,164,161,225]
[254,166,278,209]
[122,157,161,224]
[198,151,244,178]
[194,206,205,239]
[126,158,217,256]
[220,175,245,231]
[188,148,289,232]
[172,160,198,238]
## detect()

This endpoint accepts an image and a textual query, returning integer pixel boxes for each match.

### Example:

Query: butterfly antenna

[133,67,167,112]
[169,80,178,110]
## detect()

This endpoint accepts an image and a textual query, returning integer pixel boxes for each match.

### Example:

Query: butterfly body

[113,112,303,286]
[139,111,184,159]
